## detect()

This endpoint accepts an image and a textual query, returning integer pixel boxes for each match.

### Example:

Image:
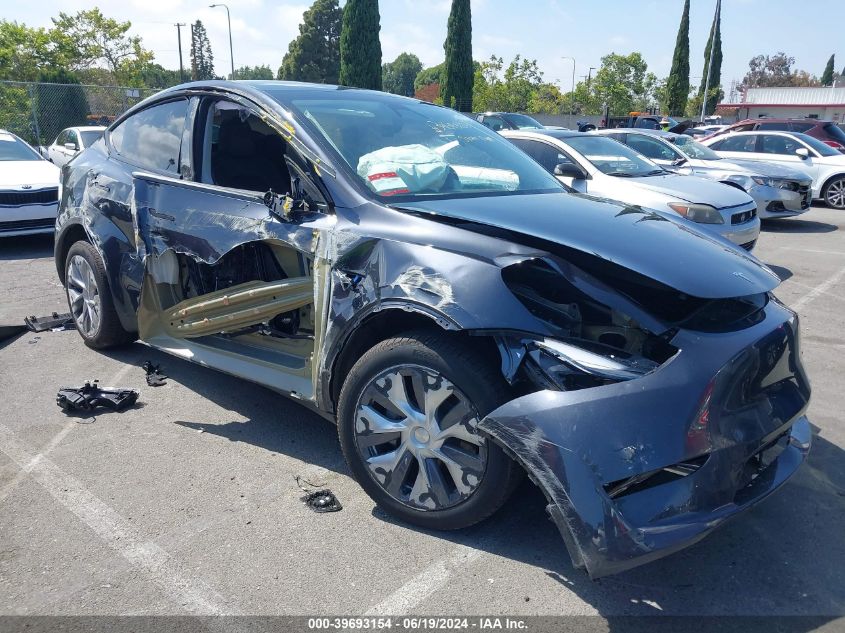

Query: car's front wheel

[823,176,845,209]
[65,241,135,349]
[337,330,522,530]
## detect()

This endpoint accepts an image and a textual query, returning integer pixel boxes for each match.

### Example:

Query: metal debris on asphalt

[301,489,343,513]
[25,312,75,332]
[56,381,139,413]
[142,361,168,386]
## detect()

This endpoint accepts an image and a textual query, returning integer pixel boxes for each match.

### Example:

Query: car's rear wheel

[337,330,522,530]
[65,241,134,349]
[823,176,845,209]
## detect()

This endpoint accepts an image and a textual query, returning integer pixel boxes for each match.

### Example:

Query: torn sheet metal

[479,299,811,578]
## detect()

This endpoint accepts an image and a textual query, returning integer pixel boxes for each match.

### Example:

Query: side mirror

[554,162,587,179]
[795,148,810,160]
[64,142,78,151]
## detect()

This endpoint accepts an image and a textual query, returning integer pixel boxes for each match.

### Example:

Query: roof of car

[502,128,585,140]
[731,117,830,124]
[595,128,677,138]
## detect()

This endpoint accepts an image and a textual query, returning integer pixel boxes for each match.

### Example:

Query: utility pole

[700,0,721,122]
[209,4,235,80]
[175,23,186,82]
[561,57,575,116]
[586,66,596,89]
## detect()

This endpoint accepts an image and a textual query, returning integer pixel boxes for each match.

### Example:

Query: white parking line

[791,264,845,312]
[0,422,238,616]
[364,544,481,616]
[0,363,135,505]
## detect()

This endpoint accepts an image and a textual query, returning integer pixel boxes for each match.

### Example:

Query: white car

[701,131,845,209]
[502,129,761,250]
[46,126,106,167]
[0,130,60,237]
[596,128,813,219]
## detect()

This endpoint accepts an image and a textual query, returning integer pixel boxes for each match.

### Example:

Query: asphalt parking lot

[1,208,844,623]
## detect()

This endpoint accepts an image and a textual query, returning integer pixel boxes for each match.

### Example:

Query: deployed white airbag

[357,144,448,195]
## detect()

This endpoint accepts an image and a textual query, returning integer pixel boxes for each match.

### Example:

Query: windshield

[286,96,562,201]
[79,130,104,147]
[672,134,722,160]
[564,135,665,177]
[0,133,41,161]
[503,113,544,129]
[795,132,841,157]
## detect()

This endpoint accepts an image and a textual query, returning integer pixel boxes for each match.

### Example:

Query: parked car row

[0,82,817,579]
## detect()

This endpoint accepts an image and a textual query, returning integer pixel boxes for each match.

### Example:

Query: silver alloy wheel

[353,364,487,511]
[66,255,101,337]
[827,178,845,209]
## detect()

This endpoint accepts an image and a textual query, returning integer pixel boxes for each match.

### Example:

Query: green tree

[190,20,214,81]
[592,52,657,115]
[472,55,543,112]
[0,21,55,81]
[821,54,835,86]
[382,52,423,96]
[339,0,382,89]
[237,65,274,80]
[414,62,445,91]
[50,9,153,82]
[741,52,820,88]
[442,0,473,111]
[698,2,723,116]
[278,0,341,83]
[136,63,181,88]
[666,0,690,116]
[34,68,89,146]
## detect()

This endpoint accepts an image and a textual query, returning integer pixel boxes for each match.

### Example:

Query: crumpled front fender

[478,299,811,578]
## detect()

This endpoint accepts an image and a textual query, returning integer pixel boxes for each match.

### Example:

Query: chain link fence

[0,81,160,149]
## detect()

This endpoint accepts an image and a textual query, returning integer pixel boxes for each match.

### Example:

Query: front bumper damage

[478,299,811,578]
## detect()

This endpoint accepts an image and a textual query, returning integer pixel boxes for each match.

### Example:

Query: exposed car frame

[55,81,811,578]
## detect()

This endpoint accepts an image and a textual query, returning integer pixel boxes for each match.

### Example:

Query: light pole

[561,57,575,116]
[209,4,235,80]
[174,23,186,82]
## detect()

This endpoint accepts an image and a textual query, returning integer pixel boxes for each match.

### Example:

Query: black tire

[64,241,135,349]
[337,330,522,530]
[823,176,845,209]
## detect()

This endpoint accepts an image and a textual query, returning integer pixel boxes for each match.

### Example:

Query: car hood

[627,173,752,207]
[698,158,811,181]
[401,192,779,299]
[0,160,60,188]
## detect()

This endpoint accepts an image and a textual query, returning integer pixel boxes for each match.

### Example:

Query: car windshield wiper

[641,169,668,176]
[604,171,636,177]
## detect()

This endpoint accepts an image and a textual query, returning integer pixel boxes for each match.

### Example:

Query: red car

[705,118,845,152]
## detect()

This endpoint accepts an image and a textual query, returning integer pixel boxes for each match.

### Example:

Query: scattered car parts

[25,311,75,332]
[56,381,139,413]
[142,361,168,386]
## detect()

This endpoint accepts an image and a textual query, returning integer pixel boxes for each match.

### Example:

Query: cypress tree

[698,1,722,116]
[190,20,214,80]
[338,0,382,90]
[442,0,473,111]
[821,54,835,86]
[666,0,690,116]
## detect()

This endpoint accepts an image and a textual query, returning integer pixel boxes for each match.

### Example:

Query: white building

[717,86,845,123]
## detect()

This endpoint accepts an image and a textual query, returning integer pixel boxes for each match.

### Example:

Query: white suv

[701,131,845,209]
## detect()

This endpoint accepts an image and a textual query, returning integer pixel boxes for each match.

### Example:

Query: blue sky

[8,0,843,94]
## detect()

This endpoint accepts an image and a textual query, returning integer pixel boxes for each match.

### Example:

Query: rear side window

[791,122,815,133]
[716,135,758,152]
[110,99,189,174]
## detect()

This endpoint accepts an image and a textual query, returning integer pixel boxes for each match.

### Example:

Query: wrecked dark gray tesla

[54,81,811,578]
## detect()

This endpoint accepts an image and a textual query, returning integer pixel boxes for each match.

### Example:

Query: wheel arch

[55,221,91,283]
[324,306,501,414]
[821,172,845,197]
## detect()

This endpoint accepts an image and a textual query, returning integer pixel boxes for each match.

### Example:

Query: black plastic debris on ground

[25,312,75,332]
[142,361,168,386]
[57,381,139,413]
[301,489,343,513]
